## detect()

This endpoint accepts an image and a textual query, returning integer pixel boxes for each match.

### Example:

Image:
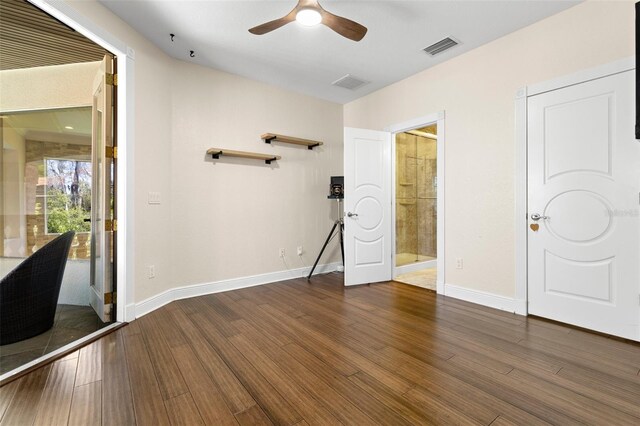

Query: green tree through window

[45,159,92,234]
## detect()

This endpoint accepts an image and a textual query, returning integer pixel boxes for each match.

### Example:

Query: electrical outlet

[148,191,161,204]
[297,246,303,256]
[148,265,156,278]
[279,248,285,258]
[456,258,463,269]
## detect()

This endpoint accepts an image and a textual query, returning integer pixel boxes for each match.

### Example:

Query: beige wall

[64,0,343,303]
[344,1,634,297]
[0,62,99,112]
[170,61,343,287]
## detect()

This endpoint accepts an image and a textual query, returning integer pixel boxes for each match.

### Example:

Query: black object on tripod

[308,178,344,280]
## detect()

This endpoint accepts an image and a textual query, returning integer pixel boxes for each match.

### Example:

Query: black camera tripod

[307,198,344,280]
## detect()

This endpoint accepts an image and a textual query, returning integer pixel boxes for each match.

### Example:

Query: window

[44,158,92,234]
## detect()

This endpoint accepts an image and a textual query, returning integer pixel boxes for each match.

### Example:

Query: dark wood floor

[1,272,639,425]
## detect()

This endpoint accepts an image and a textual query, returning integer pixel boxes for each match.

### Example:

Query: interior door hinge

[105,219,117,232]
[105,146,117,159]
[104,292,117,304]
[105,73,117,86]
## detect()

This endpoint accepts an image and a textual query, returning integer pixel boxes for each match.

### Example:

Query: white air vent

[332,74,369,90]
[423,37,459,56]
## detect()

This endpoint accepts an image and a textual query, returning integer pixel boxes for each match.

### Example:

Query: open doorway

[0,0,117,375]
[389,113,445,293]
[394,124,438,290]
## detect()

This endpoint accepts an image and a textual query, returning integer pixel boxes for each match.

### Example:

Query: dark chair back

[0,231,75,345]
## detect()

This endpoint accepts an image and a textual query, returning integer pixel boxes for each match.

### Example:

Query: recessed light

[64,126,74,130]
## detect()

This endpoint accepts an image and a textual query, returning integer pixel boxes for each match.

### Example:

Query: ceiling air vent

[423,37,459,56]
[332,74,369,90]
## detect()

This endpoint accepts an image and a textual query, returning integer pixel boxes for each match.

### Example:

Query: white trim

[514,87,528,312]
[514,57,636,318]
[436,113,445,294]
[0,322,122,383]
[388,111,446,294]
[134,262,342,318]
[444,283,527,315]
[386,112,444,134]
[527,57,634,97]
[32,0,136,322]
[395,259,437,276]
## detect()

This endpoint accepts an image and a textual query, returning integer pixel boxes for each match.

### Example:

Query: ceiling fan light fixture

[296,8,322,26]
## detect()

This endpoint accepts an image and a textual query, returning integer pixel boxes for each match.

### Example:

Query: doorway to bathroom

[390,115,444,292]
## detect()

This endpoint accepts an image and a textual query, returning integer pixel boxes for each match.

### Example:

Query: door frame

[387,111,446,294]
[514,56,636,317]
[31,0,136,322]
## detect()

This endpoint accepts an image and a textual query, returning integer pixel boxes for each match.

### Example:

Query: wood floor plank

[121,320,142,337]
[228,327,348,425]
[32,357,78,426]
[4,274,640,426]
[170,344,239,426]
[235,405,274,426]
[75,338,102,387]
[169,304,257,414]
[164,392,205,426]
[68,381,101,426]
[261,303,412,394]
[102,331,136,426]
[123,333,171,426]
[191,312,303,425]
[0,364,51,426]
[0,378,19,421]
[137,312,189,400]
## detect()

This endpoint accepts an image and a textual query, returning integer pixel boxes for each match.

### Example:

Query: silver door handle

[347,212,358,218]
[530,213,549,221]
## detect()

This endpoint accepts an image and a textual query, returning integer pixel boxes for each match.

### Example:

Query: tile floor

[0,304,107,375]
[395,253,436,267]
[394,267,437,291]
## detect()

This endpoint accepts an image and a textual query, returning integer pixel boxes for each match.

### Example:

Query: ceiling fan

[249,0,367,42]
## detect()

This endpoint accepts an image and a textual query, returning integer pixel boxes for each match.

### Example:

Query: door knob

[347,212,358,218]
[530,213,549,221]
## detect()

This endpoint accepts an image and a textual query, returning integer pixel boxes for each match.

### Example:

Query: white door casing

[344,127,393,286]
[527,70,639,340]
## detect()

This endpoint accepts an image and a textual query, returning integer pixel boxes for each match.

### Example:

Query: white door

[89,55,115,322]
[528,70,639,341]
[344,127,392,286]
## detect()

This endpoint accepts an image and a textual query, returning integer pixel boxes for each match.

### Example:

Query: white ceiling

[98,0,580,104]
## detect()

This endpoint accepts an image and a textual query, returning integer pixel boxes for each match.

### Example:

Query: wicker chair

[0,231,75,345]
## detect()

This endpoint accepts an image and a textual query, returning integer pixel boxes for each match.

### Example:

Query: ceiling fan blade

[249,14,296,35]
[249,1,305,35]
[320,10,367,42]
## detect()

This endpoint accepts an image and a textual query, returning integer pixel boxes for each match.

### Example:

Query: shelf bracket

[211,151,222,159]
[307,143,321,150]
[264,136,277,144]
[265,157,277,165]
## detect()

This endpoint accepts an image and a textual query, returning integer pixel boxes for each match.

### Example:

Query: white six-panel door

[527,70,639,340]
[344,128,392,286]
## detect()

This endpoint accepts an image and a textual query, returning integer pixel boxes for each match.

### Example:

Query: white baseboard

[124,303,136,322]
[444,283,527,315]
[133,261,341,319]
[394,259,437,276]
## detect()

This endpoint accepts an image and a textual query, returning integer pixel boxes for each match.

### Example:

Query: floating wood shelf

[207,148,281,164]
[261,133,323,150]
